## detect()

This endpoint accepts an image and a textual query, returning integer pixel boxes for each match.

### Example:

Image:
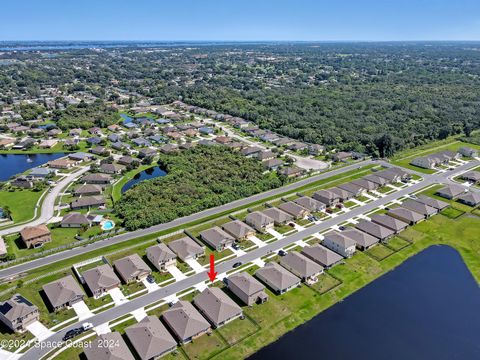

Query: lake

[0,153,65,181]
[121,166,167,193]
[248,246,480,360]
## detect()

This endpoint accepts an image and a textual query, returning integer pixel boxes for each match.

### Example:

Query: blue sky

[1,0,480,41]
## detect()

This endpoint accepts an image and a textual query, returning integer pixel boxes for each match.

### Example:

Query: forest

[115,145,282,230]
[1,42,479,155]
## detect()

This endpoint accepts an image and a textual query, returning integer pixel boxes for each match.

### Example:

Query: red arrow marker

[207,254,217,282]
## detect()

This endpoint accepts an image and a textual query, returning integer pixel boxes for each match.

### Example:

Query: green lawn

[440,207,465,219]
[183,330,227,360]
[0,189,44,224]
[217,316,259,346]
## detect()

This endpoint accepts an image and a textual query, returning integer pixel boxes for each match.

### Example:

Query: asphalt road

[0,159,376,280]
[22,160,479,360]
[0,167,90,237]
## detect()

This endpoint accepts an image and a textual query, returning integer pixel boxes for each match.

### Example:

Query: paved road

[0,160,375,280]
[21,160,479,360]
[0,167,90,237]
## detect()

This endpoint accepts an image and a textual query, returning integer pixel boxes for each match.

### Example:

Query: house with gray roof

[279,251,323,283]
[263,158,284,170]
[363,174,389,187]
[342,228,379,250]
[436,185,466,200]
[162,301,210,344]
[29,167,56,179]
[301,244,343,268]
[262,207,293,225]
[81,173,112,184]
[68,152,95,162]
[277,201,310,219]
[312,189,340,206]
[70,195,106,210]
[415,195,449,211]
[168,236,204,261]
[255,262,300,295]
[245,211,274,233]
[355,220,395,241]
[322,231,357,257]
[329,187,353,201]
[387,207,425,225]
[73,184,102,196]
[147,243,176,271]
[410,150,460,169]
[84,332,134,360]
[371,214,409,233]
[458,147,478,158]
[42,275,85,311]
[457,192,480,207]
[125,316,177,360]
[113,254,151,284]
[61,212,91,228]
[221,220,255,241]
[351,178,378,191]
[0,294,39,333]
[293,196,325,212]
[99,163,125,175]
[376,169,401,183]
[402,199,438,217]
[338,182,366,197]
[193,288,243,328]
[461,171,480,183]
[227,272,268,306]
[83,264,121,298]
[200,226,235,251]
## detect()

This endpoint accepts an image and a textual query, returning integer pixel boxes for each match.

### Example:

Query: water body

[121,166,167,193]
[249,246,480,360]
[120,113,133,124]
[0,153,65,181]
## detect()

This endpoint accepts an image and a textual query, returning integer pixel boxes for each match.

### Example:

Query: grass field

[0,189,44,224]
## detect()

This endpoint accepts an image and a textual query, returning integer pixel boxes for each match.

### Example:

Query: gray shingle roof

[193,287,243,326]
[147,243,176,264]
[402,199,437,216]
[83,264,120,294]
[415,195,449,210]
[162,301,210,341]
[42,275,84,309]
[342,228,379,248]
[0,294,38,322]
[84,332,134,360]
[370,214,409,232]
[227,272,265,296]
[113,254,151,282]
[168,237,204,261]
[355,219,395,240]
[221,221,255,239]
[300,244,344,267]
[255,262,300,291]
[279,251,323,278]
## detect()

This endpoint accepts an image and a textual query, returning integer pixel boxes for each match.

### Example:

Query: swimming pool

[101,220,115,231]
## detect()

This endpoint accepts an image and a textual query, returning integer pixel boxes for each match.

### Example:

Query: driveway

[71,300,93,321]
[141,278,160,292]
[107,288,127,306]
[266,228,284,239]
[130,308,147,321]
[167,265,187,281]
[250,236,266,248]
[185,258,205,274]
[26,321,53,341]
[94,323,111,335]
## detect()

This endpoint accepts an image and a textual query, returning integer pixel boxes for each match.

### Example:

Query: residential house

[312,189,340,207]
[461,171,480,184]
[245,211,274,233]
[293,196,326,212]
[341,228,379,250]
[329,187,353,201]
[288,142,308,152]
[240,146,263,158]
[410,150,460,169]
[89,146,108,156]
[257,150,275,161]
[193,288,243,328]
[255,262,301,295]
[81,173,112,184]
[69,152,95,162]
[70,195,106,210]
[227,272,268,306]
[125,316,177,360]
[332,151,352,162]
[118,156,135,166]
[355,220,394,241]
[146,243,177,271]
[221,220,256,241]
[38,139,58,148]
[351,178,378,191]
[84,332,135,360]
[162,301,210,344]
[363,174,389,187]
[113,254,151,283]
[42,275,85,311]
[279,251,323,284]
[300,244,343,268]
[11,176,34,189]
[338,182,366,197]
[83,264,121,298]
[457,192,480,207]
[278,166,304,178]
[262,207,293,225]
[167,237,204,261]
[322,231,357,258]
[61,212,91,228]
[308,144,325,156]
[99,163,125,175]
[214,136,231,144]
[198,126,215,135]
[20,224,51,248]
[371,214,409,234]
[458,147,478,158]
[415,195,449,211]
[436,185,465,200]
[29,167,56,179]
[199,227,235,251]
[263,158,284,170]
[86,137,102,145]
[47,158,76,169]
[402,199,438,217]
[159,144,178,154]
[0,294,39,333]
[74,184,102,196]
[277,201,310,219]
[387,207,424,225]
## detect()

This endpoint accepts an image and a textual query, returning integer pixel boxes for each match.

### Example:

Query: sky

[1,0,480,41]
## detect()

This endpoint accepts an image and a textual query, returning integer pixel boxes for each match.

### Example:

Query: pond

[121,166,167,193]
[248,246,480,360]
[120,113,133,124]
[0,153,65,181]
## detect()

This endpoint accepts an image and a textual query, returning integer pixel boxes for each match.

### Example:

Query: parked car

[232,262,242,268]
[278,250,287,256]
[146,275,155,284]
[339,226,346,231]
[232,243,240,250]
[288,222,295,227]
[75,235,85,241]
[82,322,93,331]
